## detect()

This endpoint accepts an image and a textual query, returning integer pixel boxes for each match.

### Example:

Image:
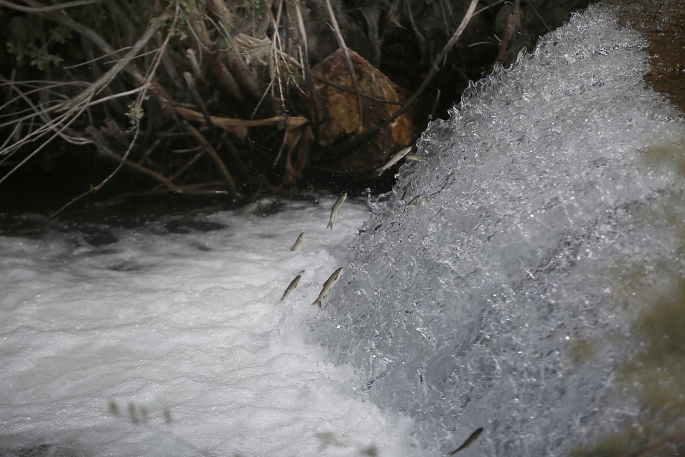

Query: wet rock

[309,48,420,172]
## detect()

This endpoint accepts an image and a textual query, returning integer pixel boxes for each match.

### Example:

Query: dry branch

[323,0,363,132]
[335,0,480,150]
[86,125,182,191]
[175,106,294,140]
[495,0,521,64]
[183,72,215,133]
[182,121,237,197]
[61,11,172,111]
[205,2,273,111]
[0,0,102,13]
[287,0,319,136]
[274,48,401,105]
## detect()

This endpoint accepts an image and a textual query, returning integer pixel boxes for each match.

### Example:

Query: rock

[308,48,420,172]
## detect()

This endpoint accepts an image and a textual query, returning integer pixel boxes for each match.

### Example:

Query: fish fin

[375,168,384,176]
[326,221,333,229]
[312,300,321,307]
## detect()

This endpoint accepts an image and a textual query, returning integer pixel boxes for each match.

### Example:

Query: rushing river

[3,4,685,457]
[312,5,685,456]
[0,200,418,457]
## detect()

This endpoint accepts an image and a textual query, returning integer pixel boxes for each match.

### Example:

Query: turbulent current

[0,201,418,457]
[312,5,685,456]
[3,5,685,457]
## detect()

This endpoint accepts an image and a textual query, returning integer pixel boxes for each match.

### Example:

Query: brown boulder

[309,48,420,172]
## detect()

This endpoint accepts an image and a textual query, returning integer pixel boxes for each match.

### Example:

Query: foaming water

[0,199,417,457]
[312,5,685,456]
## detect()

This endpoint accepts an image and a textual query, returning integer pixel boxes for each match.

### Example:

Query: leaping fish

[407,195,422,206]
[375,147,412,175]
[405,154,428,162]
[327,193,347,229]
[281,273,303,301]
[290,232,305,251]
[447,427,484,455]
[312,267,343,308]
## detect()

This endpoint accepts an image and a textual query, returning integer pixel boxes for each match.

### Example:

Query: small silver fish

[312,267,343,308]
[407,195,422,206]
[447,427,484,455]
[376,147,412,175]
[291,232,305,251]
[405,154,428,162]
[327,193,347,229]
[281,273,303,301]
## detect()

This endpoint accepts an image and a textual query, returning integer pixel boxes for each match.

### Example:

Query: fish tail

[326,221,333,229]
[375,168,384,176]
[312,300,321,307]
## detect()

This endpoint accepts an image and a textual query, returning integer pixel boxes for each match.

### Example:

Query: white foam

[0,199,418,457]
[312,5,685,455]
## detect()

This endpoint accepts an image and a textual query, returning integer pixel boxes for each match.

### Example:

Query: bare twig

[0,121,23,162]
[360,4,382,67]
[18,0,133,71]
[102,47,163,65]
[204,5,270,106]
[175,106,291,140]
[287,0,319,137]
[523,0,551,32]
[47,4,180,217]
[468,41,499,47]
[274,48,402,105]
[405,0,427,60]
[0,81,87,112]
[268,3,291,167]
[86,85,152,107]
[60,10,173,112]
[186,48,204,81]
[169,151,204,181]
[388,0,403,28]
[0,0,101,13]
[323,0,363,132]
[62,46,131,69]
[91,4,178,192]
[137,138,161,164]
[2,78,89,151]
[268,2,287,112]
[473,0,508,16]
[156,34,184,90]
[495,0,520,64]
[182,121,237,197]
[85,125,180,189]
[183,72,215,134]
[429,88,441,121]
[186,9,245,102]
[0,101,90,185]
[336,0,480,151]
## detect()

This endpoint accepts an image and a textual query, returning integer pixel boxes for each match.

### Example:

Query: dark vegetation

[0,0,595,215]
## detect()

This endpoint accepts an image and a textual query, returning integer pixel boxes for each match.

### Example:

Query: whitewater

[0,200,418,456]
[2,4,685,457]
